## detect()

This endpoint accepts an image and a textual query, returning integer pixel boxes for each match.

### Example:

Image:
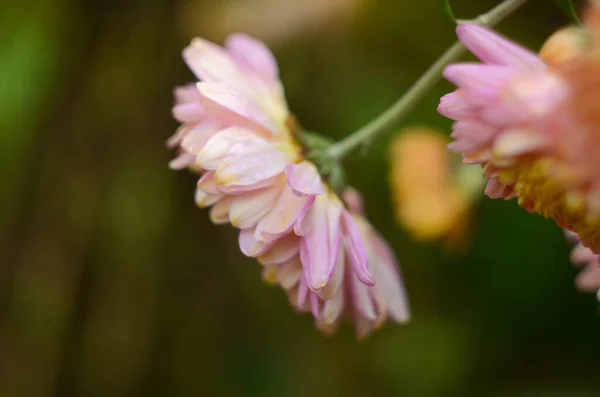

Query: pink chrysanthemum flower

[439,1,600,254]
[168,33,410,337]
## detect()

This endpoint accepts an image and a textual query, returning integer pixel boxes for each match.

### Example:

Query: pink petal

[370,231,410,323]
[484,178,506,199]
[172,102,204,124]
[299,195,342,291]
[258,233,300,266]
[197,172,219,195]
[571,244,596,264]
[180,122,221,155]
[277,257,303,289]
[168,153,196,170]
[183,38,243,84]
[437,92,475,120]
[451,120,497,142]
[214,141,287,187]
[262,264,278,284]
[194,189,221,208]
[284,161,325,196]
[216,175,279,194]
[318,245,345,300]
[296,279,310,311]
[321,288,344,326]
[342,188,365,215]
[229,183,283,229]
[167,125,190,148]
[502,72,567,118]
[493,129,547,158]
[443,64,514,98]
[310,293,323,320]
[175,83,202,103]
[479,105,523,127]
[209,197,233,224]
[342,211,374,286]
[255,184,315,242]
[238,227,274,257]
[350,272,378,322]
[225,33,279,83]
[576,263,600,292]
[196,127,261,170]
[456,24,545,70]
[197,82,277,136]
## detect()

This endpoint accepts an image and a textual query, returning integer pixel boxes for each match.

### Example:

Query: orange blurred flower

[389,127,483,245]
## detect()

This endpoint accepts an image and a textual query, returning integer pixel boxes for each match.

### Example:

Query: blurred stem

[558,0,581,24]
[327,0,529,161]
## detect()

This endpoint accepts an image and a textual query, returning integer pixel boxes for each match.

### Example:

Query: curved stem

[327,0,529,160]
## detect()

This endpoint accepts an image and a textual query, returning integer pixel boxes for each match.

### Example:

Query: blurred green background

[1,0,599,396]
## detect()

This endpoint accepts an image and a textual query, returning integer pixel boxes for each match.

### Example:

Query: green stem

[327,0,530,160]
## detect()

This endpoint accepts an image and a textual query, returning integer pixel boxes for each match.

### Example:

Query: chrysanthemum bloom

[168,33,409,336]
[388,127,483,245]
[438,0,600,254]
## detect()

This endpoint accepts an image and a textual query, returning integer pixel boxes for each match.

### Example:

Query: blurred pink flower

[441,4,600,306]
[168,33,409,337]
[438,23,565,201]
[439,8,600,255]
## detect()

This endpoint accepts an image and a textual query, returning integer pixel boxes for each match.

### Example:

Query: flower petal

[262,264,278,285]
[299,195,342,291]
[342,211,375,285]
[342,188,365,215]
[318,244,345,300]
[196,127,262,170]
[456,24,545,70]
[350,272,378,322]
[284,161,325,196]
[197,82,278,136]
[225,33,279,83]
[295,279,310,311]
[502,72,567,118]
[168,153,196,170]
[180,122,221,155]
[492,129,548,158]
[183,38,243,84]
[258,233,300,266]
[443,64,513,99]
[437,91,475,120]
[194,189,221,208]
[320,288,344,326]
[238,227,274,257]
[172,102,204,124]
[255,184,315,242]
[216,175,279,194]
[197,172,219,195]
[214,141,287,187]
[277,257,303,289]
[370,231,410,323]
[209,197,233,224]
[229,183,283,229]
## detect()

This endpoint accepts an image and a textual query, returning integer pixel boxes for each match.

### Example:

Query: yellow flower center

[504,158,600,252]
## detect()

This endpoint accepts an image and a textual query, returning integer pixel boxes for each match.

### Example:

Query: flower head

[438,0,600,254]
[388,127,483,245]
[168,33,410,337]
